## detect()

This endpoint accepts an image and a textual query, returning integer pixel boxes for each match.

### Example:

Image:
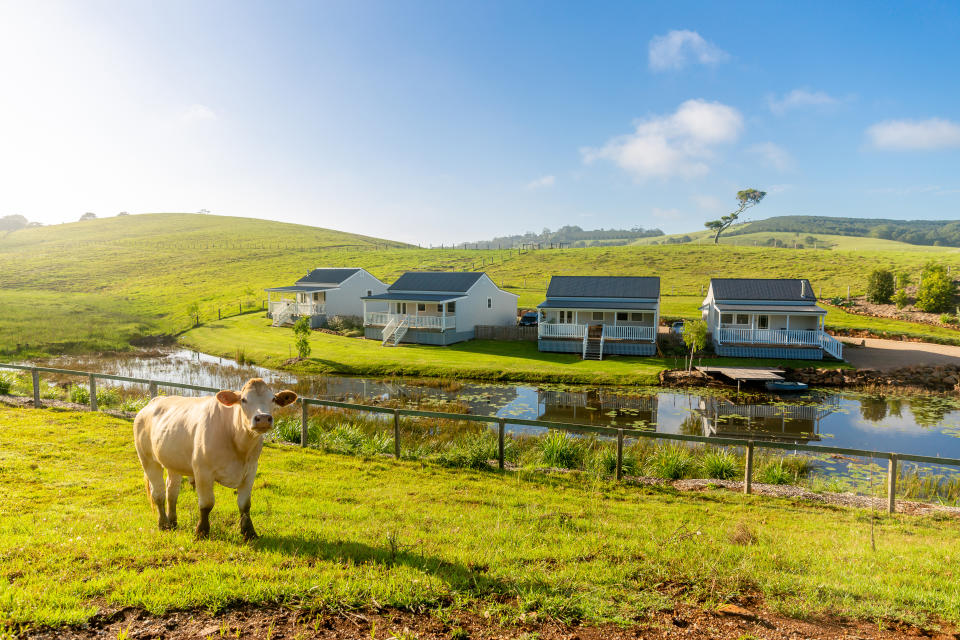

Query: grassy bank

[2,405,959,632]
[5,213,960,356]
[179,313,842,384]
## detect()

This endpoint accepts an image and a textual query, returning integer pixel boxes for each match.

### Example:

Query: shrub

[701,449,739,480]
[95,386,122,408]
[647,444,695,479]
[916,263,956,313]
[69,384,89,404]
[121,396,150,413]
[539,430,584,469]
[941,314,959,326]
[866,268,894,304]
[893,288,909,309]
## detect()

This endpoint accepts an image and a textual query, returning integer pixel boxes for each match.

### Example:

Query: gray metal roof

[388,271,484,293]
[537,300,658,311]
[546,276,660,299]
[362,293,466,302]
[715,303,825,315]
[264,285,335,293]
[710,278,817,302]
[296,268,362,285]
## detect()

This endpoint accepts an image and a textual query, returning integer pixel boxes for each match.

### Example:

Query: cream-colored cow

[133,378,297,539]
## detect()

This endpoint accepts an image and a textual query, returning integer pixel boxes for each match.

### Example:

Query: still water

[33,349,960,464]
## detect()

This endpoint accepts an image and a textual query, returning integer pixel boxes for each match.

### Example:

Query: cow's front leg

[194,471,215,539]
[166,474,182,529]
[237,476,258,541]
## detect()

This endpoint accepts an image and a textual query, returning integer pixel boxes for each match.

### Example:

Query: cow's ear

[273,390,298,407]
[216,390,241,406]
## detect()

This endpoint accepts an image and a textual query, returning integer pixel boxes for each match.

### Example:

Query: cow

[133,378,298,540]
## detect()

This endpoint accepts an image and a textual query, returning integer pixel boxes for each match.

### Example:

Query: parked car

[671,320,685,335]
[518,311,539,326]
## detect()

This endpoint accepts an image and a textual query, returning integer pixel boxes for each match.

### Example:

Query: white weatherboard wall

[325,269,388,317]
[458,275,518,331]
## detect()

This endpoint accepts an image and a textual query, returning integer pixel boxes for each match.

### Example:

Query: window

[720,313,733,324]
[592,312,604,321]
[446,302,456,313]
[736,314,749,325]
[559,310,573,323]
[417,303,425,312]
[487,297,492,309]
[757,315,769,329]
[616,312,628,321]
[437,304,443,312]
[401,303,407,314]
[367,290,372,297]
[631,312,644,322]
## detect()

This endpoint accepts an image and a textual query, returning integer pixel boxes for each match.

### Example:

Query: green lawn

[180,313,844,385]
[4,212,960,356]
[2,405,959,632]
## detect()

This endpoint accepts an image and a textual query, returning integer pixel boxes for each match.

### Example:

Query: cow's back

[134,395,220,477]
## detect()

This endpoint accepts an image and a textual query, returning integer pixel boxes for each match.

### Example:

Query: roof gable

[546,276,660,299]
[388,271,485,293]
[710,278,816,302]
[296,268,362,285]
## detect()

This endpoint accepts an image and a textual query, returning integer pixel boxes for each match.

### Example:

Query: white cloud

[581,99,743,180]
[648,30,729,72]
[525,175,555,190]
[867,118,960,150]
[747,142,793,171]
[180,104,217,123]
[767,89,838,115]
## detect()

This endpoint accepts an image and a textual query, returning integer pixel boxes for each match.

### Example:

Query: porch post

[442,302,447,330]
[362,300,367,325]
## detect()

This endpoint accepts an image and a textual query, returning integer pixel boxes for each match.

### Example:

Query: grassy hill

[5,212,960,356]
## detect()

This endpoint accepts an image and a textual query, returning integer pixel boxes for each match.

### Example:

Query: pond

[21,348,960,496]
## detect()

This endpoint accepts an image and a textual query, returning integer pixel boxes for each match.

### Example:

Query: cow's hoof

[194,525,210,540]
[168,520,178,530]
[242,530,259,542]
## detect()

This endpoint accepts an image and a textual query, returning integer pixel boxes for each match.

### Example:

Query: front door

[588,324,603,339]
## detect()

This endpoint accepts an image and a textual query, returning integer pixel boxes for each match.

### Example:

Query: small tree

[186,301,200,325]
[866,268,894,304]
[293,316,312,359]
[682,319,708,371]
[79,212,97,221]
[893,288,909,309]
[705,189,766,244]
[916,263,955,313]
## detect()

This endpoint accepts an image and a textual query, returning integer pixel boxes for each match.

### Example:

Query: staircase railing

[381,317,398,346]
[390,316,410,346]
[820,332,844,360]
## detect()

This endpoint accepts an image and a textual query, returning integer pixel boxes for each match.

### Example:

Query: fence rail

[3,362,955,514]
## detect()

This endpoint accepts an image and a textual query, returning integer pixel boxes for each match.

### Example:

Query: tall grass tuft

[646,444,695,479]
[589,444,638,478]
[539,430,585,470]
[0,373,12,395]
[69,385,89,404]
[757,458,798,485]
[701,449,739,480]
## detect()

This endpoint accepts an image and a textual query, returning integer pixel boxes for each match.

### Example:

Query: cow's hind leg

[166,474,182,529]
[142,461,169,531]
[193,470,215,539]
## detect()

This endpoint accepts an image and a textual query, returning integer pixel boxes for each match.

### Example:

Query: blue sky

[1,1,958,244]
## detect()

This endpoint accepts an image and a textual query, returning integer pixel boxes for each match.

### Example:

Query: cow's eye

[241,398,247,403]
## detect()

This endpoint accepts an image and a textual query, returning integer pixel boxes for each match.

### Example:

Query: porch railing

[539,323,654,341]
[364,312,456,331]
[268,301,324,317]
[717,327,843,358]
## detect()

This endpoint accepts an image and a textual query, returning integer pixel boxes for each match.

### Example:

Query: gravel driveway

[841,337,960,370]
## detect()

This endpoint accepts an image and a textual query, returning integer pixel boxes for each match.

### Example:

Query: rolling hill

[4,212,960,355]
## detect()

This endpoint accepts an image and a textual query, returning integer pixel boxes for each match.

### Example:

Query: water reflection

[695,396,841,444]
[535,389,657,429]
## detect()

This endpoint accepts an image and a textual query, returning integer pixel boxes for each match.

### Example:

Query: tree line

[729,215,960,247]
[469,225,664,249]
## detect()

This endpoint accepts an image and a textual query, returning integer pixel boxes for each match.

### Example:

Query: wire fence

[4,362,957,514]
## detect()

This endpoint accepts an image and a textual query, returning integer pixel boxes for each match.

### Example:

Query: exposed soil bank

[21,603,960,640]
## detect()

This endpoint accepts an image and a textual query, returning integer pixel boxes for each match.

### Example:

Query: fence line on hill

[4,362,955,514]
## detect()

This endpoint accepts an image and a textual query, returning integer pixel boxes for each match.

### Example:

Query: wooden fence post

[887,454,898,514]
[393,409,400,459]
[89,375,98,412]
[32,369,40,408]
[149,382,157,398]
[744,441,754,494]
[498,418,505,470]
[301,400,309,448]
[616,429,624,481]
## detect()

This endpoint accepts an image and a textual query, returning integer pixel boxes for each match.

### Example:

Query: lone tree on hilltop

[705,188,766,244]
[79,212,97,221]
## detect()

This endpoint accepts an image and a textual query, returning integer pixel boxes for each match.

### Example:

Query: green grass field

[2,405,959,632]
[4,212,960,356]
[180,313,842,384]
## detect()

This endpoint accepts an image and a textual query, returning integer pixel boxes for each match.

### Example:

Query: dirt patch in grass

[21,604,959,640]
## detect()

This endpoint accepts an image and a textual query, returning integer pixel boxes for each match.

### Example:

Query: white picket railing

[602,325,656,341]
[820,333,844,360]
[365,312,455,331]
[717,327,844,359]
[269,301,324,317]
[539,323,587,339]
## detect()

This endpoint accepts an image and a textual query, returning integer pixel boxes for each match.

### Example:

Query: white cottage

[537,276,660,359]
[701,278,843,360]
[266,268,388,327]
[362,271,517,346]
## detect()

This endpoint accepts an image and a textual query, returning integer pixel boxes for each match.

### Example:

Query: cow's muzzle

[252,414,274,431]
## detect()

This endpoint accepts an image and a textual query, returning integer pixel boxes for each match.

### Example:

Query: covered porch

[362,294,462,332]
[265,285,329,326]
[537,303,658,343]
[709,304,842,360]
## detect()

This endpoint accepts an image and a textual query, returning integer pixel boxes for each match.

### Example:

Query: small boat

[765,380,809,392]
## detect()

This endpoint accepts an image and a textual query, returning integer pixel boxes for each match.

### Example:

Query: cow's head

[216,378,298,434]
